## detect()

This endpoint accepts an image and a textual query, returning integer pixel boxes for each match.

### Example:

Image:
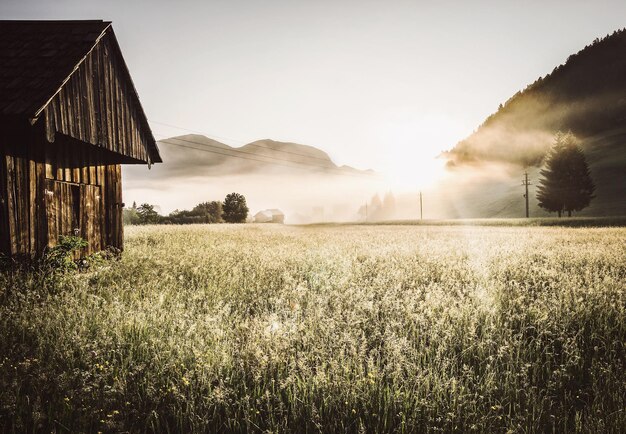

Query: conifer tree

[536,132,595,217]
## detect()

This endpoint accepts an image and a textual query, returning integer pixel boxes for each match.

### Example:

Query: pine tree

[536,132,595,217]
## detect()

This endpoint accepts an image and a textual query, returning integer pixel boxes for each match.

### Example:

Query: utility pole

[522,172,531,218]
[420,191,423,220]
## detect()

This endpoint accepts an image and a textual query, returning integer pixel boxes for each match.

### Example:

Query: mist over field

[123,133,476,221]
[124,169,386,222]
[123,29,626,221]
[123,129,620,221]
[123,136,389,221]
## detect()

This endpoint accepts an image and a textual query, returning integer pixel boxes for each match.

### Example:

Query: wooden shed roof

[0,20,160,163]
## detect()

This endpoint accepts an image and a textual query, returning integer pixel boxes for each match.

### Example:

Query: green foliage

[43,235,88,272]
[164,201,223,225]
[1,225,625,432]
[537,132,595,217]
[122,207,141,225]
[192,201,223,223]
[136,203,161,224]
[126,201,225,225]
[222,192,249,223]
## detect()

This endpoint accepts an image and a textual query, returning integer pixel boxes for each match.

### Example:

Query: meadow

[1,224,625,433]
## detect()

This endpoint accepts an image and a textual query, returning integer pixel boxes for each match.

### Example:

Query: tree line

[358,192,397,221]
[124,192,250,225]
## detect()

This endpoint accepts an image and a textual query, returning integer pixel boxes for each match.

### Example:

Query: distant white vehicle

[254,209,285,223]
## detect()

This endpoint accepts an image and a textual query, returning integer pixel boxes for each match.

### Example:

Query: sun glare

[374,111,469,193]
[383,154,448,192]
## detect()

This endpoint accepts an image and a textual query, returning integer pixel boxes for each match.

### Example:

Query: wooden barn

[0,20,161,258]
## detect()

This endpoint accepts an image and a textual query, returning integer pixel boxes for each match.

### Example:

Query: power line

[150,120,334,163]
[153,133,377,179]
[155,133,339,169]
[154,133,376,178]
[150,120,248,145]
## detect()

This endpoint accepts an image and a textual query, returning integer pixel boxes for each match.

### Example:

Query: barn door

[45,180,79,247]
[80,184,102,254]
[45,180,102,254]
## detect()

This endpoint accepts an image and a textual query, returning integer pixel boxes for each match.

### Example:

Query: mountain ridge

[151,134,374,177]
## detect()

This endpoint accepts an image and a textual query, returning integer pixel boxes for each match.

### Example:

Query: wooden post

[522,172,531,218]
[420,191,423,220]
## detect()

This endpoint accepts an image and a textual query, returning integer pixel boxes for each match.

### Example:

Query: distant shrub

[163,201,224,225]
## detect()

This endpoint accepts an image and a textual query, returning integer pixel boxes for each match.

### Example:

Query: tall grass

[1,225,624,432]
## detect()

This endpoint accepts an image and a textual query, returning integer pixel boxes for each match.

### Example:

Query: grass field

[1,224,625,432]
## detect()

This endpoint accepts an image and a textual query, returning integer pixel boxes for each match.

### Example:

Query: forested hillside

[444,29,626,216]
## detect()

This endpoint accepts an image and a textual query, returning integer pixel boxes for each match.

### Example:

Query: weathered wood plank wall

[0,131,123,258]
[43,32,153,164]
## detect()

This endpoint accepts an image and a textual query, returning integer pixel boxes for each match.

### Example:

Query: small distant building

[254,209,285,223]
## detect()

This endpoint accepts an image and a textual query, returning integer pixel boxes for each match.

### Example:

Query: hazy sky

[2,0,625,186]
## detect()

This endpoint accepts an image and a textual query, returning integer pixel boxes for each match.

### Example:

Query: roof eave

[106,28,162,164]
[26,22,162,165]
